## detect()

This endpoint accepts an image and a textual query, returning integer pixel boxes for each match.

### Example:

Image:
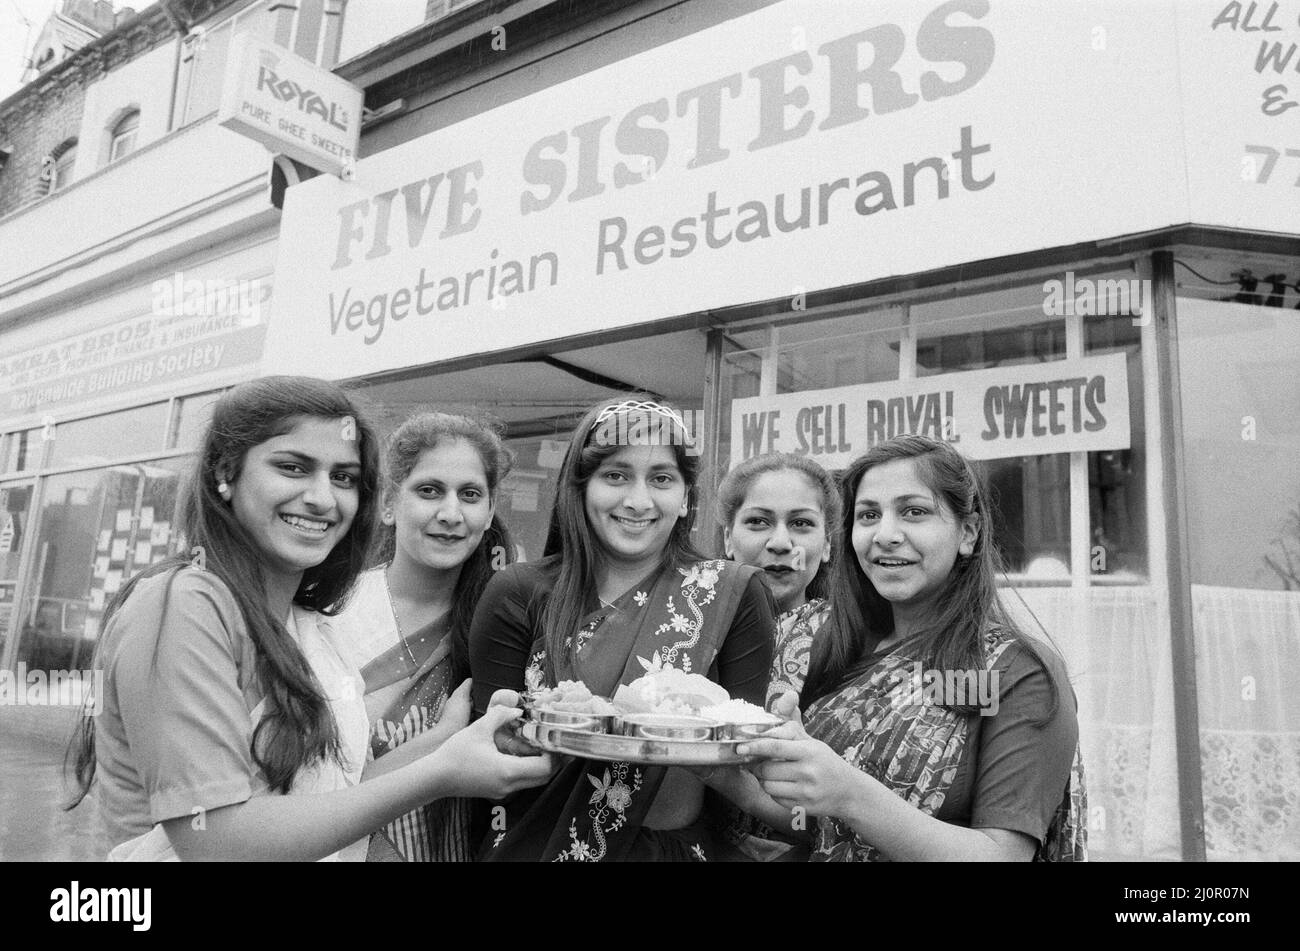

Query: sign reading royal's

[259,0,1293,382]
[730,354,1131,468]
[218,35,362,175]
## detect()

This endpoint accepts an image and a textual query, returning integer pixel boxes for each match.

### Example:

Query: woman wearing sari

[332,412,516,861]
[716,453,839,709]
[714,453,839,861]
[468,396,776,861]
[712,435,1087,861]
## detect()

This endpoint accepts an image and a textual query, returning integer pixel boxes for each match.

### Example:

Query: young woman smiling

[708,435,1087,861]
[716,453,840,708]
[331,412,516,861]
[66,378,552,861]
[468,396,776,861]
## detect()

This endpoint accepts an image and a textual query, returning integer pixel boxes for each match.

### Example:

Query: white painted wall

[76,40,178,178]
[337,0,428,63]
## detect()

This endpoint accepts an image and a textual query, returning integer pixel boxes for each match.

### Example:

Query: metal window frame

[1151,249,1208,862]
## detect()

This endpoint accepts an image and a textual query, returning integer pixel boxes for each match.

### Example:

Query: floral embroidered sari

[481,559,761,862]
[802,628,1088,862]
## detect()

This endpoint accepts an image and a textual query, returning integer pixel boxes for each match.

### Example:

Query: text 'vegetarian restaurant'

[258,0,1300,862]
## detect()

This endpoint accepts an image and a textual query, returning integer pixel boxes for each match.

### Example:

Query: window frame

[715,259,1154,589]
[107,110,140,164]
[41,139,78,195]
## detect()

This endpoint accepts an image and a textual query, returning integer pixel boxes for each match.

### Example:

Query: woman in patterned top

[716,453,839,709]
[713,453,839,861]
[709,435,1087,861]
[468,395,776,861]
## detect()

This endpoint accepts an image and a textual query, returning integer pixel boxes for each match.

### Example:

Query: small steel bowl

[719,719,783,740]
[533,709,604,733]
[620,714,719,741]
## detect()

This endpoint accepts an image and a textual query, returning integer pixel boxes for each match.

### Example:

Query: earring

[217,480,229,496]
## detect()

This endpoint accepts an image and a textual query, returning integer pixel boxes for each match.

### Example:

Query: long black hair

[376,411,516,682]
[67,376,381,805]
[801,435,1060,712]
[541,395,706,674]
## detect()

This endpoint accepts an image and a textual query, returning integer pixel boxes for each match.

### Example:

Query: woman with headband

[468,395,776,861]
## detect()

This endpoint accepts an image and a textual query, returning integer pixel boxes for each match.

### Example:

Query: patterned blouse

[766,598,831,710]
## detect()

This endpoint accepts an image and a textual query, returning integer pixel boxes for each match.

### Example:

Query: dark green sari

[480,559,766,862]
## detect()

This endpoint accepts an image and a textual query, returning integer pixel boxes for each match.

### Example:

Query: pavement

[0,719,102,862]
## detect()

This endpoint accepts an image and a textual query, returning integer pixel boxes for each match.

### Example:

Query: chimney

[94,0,118,31]
[61,0,119,33]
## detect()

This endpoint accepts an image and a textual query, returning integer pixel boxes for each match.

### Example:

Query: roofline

[0,1,236,121]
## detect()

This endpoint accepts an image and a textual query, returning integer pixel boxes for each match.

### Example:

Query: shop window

[12,461,185,680]
[1,428,43,474]
[914,290,1072,576]
[107,110,140,164]
[0,483,34,663]
[1175,252,1300,861]
[719,273,1148,583]
[362,328,708,562]
[1085,314,1146,579]
[46,403,171,470]
[170,389,228,451]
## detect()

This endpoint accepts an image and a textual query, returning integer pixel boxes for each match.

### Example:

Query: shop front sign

[260,0,1294,382]
[729,354,1131,468]
[218,35,363,176]
[0,277,270,423]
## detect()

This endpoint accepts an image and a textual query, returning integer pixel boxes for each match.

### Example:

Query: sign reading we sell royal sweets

[730,354,1131,468]
[218,35,362,175]
[261,0,1207,380]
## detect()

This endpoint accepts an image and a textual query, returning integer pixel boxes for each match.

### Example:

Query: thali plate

[520,720,757,766]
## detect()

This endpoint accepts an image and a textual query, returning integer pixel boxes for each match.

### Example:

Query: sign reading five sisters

[258,0,1296,382]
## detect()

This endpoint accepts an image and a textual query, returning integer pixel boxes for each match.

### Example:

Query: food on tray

[699,698,782,726]
[530,680,621,716]
[619,713,717,740]
[612,667,730,716]
[520,668,777,763]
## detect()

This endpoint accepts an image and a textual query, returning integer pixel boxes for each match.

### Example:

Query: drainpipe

[160,0,192,132]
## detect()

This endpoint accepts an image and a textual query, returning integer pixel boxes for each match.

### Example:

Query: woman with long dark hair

[710,435,1086,861]
[67,377,551,860]
[468,395,776,861]
[331,412,516,861]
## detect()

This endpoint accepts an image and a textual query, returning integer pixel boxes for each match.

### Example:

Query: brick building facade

[0,1,229,218]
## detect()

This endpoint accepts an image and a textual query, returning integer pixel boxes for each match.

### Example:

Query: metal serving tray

[519,719,758,766]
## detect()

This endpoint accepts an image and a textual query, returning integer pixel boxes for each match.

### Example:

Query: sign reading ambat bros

[730,353,1131,466]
